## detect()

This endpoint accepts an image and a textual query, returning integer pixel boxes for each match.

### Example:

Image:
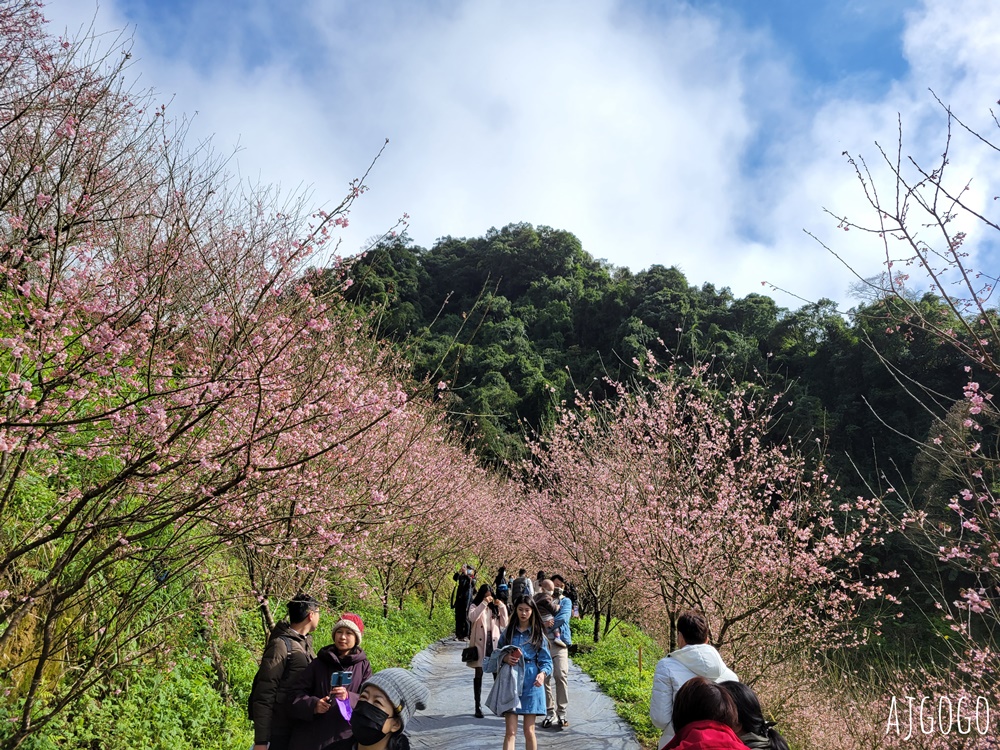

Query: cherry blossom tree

[521,394,639,642]
[0,6,417,743]
[822,95,1000,719]
[524,362,896,677]
[348,401,482,616]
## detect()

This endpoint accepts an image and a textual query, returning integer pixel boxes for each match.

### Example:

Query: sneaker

[553,638,567,648]
[558,718,569,729]
[541,716,555,728]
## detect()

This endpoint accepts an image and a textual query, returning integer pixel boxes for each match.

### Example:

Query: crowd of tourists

[249,579,789,750]
[452,566,575,750]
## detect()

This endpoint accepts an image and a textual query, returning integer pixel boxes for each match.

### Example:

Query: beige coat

[466,599,509,669]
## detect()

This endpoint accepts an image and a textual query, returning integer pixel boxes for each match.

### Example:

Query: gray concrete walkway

[407,637,642,750]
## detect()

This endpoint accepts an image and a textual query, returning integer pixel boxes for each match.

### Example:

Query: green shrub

[13,653,252,750]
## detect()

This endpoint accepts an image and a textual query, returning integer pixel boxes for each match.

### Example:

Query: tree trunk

[260,599,275,637]
[659,580,677,652]
[208,636,231,701]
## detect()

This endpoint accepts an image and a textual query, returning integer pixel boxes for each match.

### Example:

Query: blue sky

[41,0,1000,308]
[727,0,912,86]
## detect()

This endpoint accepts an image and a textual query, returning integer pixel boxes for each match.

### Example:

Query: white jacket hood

[649,643,739,748]
[668,643,738,681]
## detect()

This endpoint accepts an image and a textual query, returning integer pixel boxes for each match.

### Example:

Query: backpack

[510,576,529,600]
[247,634,294,720]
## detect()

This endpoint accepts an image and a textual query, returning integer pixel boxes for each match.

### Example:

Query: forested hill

[340,221,975,495]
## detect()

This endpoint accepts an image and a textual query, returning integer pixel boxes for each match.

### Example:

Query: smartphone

[330,671,353,688]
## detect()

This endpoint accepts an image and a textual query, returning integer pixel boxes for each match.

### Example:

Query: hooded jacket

[649,644,739,748]
[287,644,373,750]
[663,720,747,750]
[340,735,411,750]
[483,645,524,715]
[739,731,772,749]
[249,622,316,744]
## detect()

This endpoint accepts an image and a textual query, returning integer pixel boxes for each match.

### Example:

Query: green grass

[12,655,253,750]
[569,616,663,749]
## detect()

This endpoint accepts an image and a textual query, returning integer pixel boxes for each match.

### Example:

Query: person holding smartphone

[494,595,552,750]
[288,613,373,750]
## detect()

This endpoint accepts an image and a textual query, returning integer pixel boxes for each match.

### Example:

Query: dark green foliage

[343,225,982,495]
[344,238,431,336]
[344,225,790,463]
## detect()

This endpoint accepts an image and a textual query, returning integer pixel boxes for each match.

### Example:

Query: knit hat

[332,612,364,646]
[361,668,429,729]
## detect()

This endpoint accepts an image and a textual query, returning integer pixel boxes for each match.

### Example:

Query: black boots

[473,669,484,718]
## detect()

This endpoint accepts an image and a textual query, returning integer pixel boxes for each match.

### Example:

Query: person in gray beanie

[348,667,429,750]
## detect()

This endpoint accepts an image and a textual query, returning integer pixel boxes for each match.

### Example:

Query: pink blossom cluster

[519,365,898,679]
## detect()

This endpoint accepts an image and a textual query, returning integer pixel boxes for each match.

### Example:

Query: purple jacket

[287,645,373,750]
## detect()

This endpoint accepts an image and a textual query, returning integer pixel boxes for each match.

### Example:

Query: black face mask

[351,700,392,746]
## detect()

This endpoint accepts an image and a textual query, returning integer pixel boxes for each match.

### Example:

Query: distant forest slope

[339,222,980,501]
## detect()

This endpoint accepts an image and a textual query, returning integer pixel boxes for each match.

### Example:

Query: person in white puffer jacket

[649,611,739,749]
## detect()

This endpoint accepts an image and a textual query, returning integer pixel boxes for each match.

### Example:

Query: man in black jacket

[452,565,475,639]
[249,594,321,750]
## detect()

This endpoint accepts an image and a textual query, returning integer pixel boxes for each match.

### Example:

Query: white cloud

[37,0,1000,310]
[735,0,1000,307]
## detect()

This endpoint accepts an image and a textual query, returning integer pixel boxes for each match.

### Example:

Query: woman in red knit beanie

[288,613,373,750]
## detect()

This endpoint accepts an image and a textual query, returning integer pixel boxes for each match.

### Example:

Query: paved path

[407,637,642,750]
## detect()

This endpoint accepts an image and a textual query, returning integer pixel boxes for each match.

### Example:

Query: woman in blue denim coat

[496,595,552,750]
